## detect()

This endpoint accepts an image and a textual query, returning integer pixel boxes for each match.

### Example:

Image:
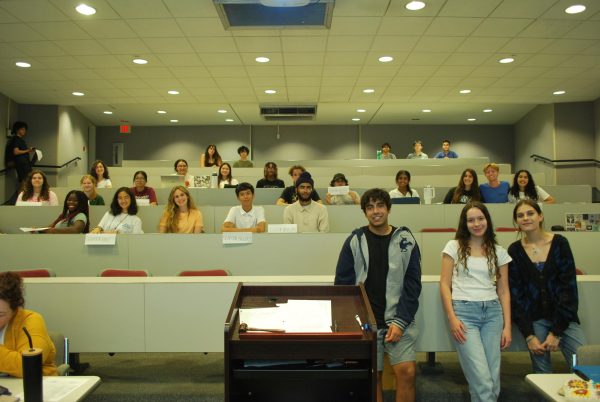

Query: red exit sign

[119,125,131,134]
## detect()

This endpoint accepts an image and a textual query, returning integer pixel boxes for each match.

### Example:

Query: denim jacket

[334,226,422,331]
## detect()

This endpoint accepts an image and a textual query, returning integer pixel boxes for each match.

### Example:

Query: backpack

[4,136,16,169]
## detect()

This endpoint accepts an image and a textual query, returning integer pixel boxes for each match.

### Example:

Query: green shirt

[233,160,253,168]
[89,194,105,205]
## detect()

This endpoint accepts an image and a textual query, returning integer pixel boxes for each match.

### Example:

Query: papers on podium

[240,299,332,333]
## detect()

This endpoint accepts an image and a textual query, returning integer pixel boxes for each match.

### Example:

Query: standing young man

[434,139,458,159]
[335,188,421,402]
[222,182,266,233]
[6,121,35,205]
[283,172,329,233]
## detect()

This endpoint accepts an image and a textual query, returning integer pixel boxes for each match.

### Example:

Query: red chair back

[421,228,456,233]
[100,269,149,277]
[576,268,585,275]
[178,269,230,277]
[10,269,54,278]
[496,227,518,232]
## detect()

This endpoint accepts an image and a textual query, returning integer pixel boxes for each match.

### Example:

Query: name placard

[136,198,150,206]
[328,186,349,195]
[85,233,117,245]
[267,224,298,233]
[222,232,253,244]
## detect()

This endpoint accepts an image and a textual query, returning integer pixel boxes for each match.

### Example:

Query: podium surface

[224,283,377,402]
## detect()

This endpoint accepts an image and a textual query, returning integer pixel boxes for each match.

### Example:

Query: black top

[279,186,321,204]
[256,178,285,188]
[363,226,395,327]
[443,187,475,204]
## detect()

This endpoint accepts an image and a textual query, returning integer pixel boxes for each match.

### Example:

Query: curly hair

[452,168,481,204]
[263,162,278,180]
[163,186,198,233]
[51,190,90,233]
[21,169,50,201]
[90,160,110,181]
[510,169,539,201]
[0,272,25,310]
[455,202,500,280]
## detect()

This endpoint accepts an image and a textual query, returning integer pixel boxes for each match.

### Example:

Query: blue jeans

[452,299,504,402]
[529,319,586,373]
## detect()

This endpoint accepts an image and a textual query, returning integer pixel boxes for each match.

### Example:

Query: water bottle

[210,172,218,188]
[376,150,382,160]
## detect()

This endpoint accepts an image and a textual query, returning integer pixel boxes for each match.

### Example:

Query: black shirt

[363,226,395,328]
[443,187,475,204]
[279,186,321,204]
[256,178,285,188]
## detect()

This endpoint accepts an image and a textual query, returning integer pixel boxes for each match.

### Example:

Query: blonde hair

[482,163,499,173]
[163,185,198,233]
[80,174,98,198]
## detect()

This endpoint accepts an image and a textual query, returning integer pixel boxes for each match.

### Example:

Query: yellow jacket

[0,308,57,377]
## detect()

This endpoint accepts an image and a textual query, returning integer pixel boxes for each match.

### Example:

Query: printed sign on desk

[267,224,298,233]
[565,213,600,231]
[222,232,253,244]
[85,233,117,245]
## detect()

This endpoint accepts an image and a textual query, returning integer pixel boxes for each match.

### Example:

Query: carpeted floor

[79,351,567,401]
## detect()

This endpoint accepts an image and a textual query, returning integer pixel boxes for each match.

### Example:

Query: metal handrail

[0,156,82,174]
[530,154,600,166]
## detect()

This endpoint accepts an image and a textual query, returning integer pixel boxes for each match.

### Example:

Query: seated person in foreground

[91,187,143,234]
[389,170,420,201]
[159,186,203,234]
[277,165,321,205]
[44,190,90,234]
[325,173,360,205]
[222,182,266,233]
[0,271,57,377]
[508,170,555,204]
[233,145,253,168]
[15,169,59,206]
[443,168,481,204]
[283,172,329,233]
[131,170,158,205]
[406,140,428,159]
[479,163,509,203]
[256,162,285,188]
[80,174,104,205]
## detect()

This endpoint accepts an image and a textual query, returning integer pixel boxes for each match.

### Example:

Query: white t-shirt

[96,178,112,188]
[389,188,420,199]
[219,179,239,188]
[98,212,143,234]
[442,240,512,301]
[224,205,265,229]
[507,185,551,203]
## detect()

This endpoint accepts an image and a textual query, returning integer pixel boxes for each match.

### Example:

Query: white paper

[136,198,150,206]
[35,149,43,162]
[17,201,42,206]
[328,185,349,196]
[85,233,117,245]
[16,377,88,402]
[239,307,285,331]
[222,231,253,244]
[20,227,50,232]
[267,224,297,233]
[239,300,332,333]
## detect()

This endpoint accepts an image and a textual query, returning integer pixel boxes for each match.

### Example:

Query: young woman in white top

[218,163,239,188]
[174,159,194,187]
[439,202,512,402]
[90,160,112,189]
[508,170,555,204]
[15,169,59,206]
[91,187,143,234]
[388,170,420,200]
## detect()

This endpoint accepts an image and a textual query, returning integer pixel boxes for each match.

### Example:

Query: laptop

[391,197,420,205]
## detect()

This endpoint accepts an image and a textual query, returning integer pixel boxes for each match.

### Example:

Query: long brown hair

[21,169,50,201]
[455,202,499,280]
[452,168,481,203]
[163,186,198,233]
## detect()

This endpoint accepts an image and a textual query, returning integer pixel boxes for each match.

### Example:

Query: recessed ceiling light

[422,109,431,113]
[170,119,179,123]
[378,56,394,63]
[15,61,31,68]
[483,109,493,113]
[352,118,360,121]
[553,90,566,95]
[167,90,179,95]
[565,4,586,14]
[103,111,113,115]
[264,89,277,94]
[157,110,167,114]
[459,89,471,94]
[225,119,234,122]
[132,58,148,65]
[405,1,426,11]
[255,57,270,63]
[499,57,514,64]
[356,109,366,113]
[217,109,227,114]
[363,88,375,93]
[72,91,84,96]
[467,118,476,121]
[75,4,96,15]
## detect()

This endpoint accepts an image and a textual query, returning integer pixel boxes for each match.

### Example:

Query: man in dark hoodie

[335,188,422,402]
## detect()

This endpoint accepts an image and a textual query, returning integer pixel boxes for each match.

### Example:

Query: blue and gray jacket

[334,226,422,331]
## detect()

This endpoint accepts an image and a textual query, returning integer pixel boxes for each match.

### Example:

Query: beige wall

[595,98,600,190]
[57,106,92,186]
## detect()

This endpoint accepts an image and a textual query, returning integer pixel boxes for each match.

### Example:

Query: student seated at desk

[80,174,104,205]
[15,169,59,206]
[443,168,482,204]
[200,144,222,168]
[508,170,555,204]
[389,170,420,202]
[233,145,253,168]
[277,165,321,205]
[479,163,509,203]
[91,187,143,234]
[218,163,239,188]
[90,159,112,189]
[222,182,266,233]
[174,159,194,188]
[283,172,329,233]
[131,170,158,205]
[43,190,90,234]
[256,162,285,189]
[159,186,203,234]
[325,173,359,205]
[0,271,57,377]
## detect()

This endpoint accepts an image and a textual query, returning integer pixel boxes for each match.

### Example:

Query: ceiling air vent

[260,105,317,121]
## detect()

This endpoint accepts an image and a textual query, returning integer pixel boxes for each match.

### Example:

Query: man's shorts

[376,322,418,371]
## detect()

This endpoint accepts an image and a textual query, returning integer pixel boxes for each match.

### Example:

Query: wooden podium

[224,283,377,402]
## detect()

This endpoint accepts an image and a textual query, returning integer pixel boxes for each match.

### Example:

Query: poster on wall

[565,213,600,232]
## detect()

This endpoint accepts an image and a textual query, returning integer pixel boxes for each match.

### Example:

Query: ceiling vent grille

[260,105,317,121]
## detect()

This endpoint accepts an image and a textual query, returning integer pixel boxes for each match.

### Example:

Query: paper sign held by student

[328,185,349,195]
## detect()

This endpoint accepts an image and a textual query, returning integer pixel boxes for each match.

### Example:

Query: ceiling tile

[189,36,236,53]
[108,78,150,88]
[157,54,205,67]
[334,0,389,17]
[286,76,322,86]
[133,67,175,79]
[77,20,138,39]
[283,53,324,66]
[439,0,503,18]
[519,19,580,38]
[234,36,282,53]
[250,77,286,87]
[11,41,67,57]
[37,55,87,69]
[213,78,251,89]
[27,21,91,40]
[286,87,320,101]
[390,76,428,86]
[359,66,401,77]
[285,66,323,76]
[75,54,126,68]
[329,17,381,35]
[541,38,597,54]
[206,66,247,78]
[327,36,374,52]
[178,77,216,87]
[378,17,433,35]
[176,18,230,37]
[199,53,243,66]
[322,66,362,77]
[521,53,571,67]
[500,37,554,53]
[355,76,393,86]
[405,52,451,65]
[472,18,533,37]
[144,37,194,53]
[490,0,554,18]
[246,66,285,78]
[319,87,352,102]
[0,0,67,22]
[323,77,357,86]
[559,54,600,68]
[127,19,183,37]
[414,36,466,52]
[0,23,46,41]
[444,52,492,66]
[97,68,141,80]
[55,39,108,55]
[457,37,511,52]
[162,0,219,18]
[323,52,368,66]
[241,53,284,65]
[281,36,327,52]
[370,35,420,52]
[106,0,171,18]
[565,21,600,40]
[395,65,438,77]
[425,17,483,36]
